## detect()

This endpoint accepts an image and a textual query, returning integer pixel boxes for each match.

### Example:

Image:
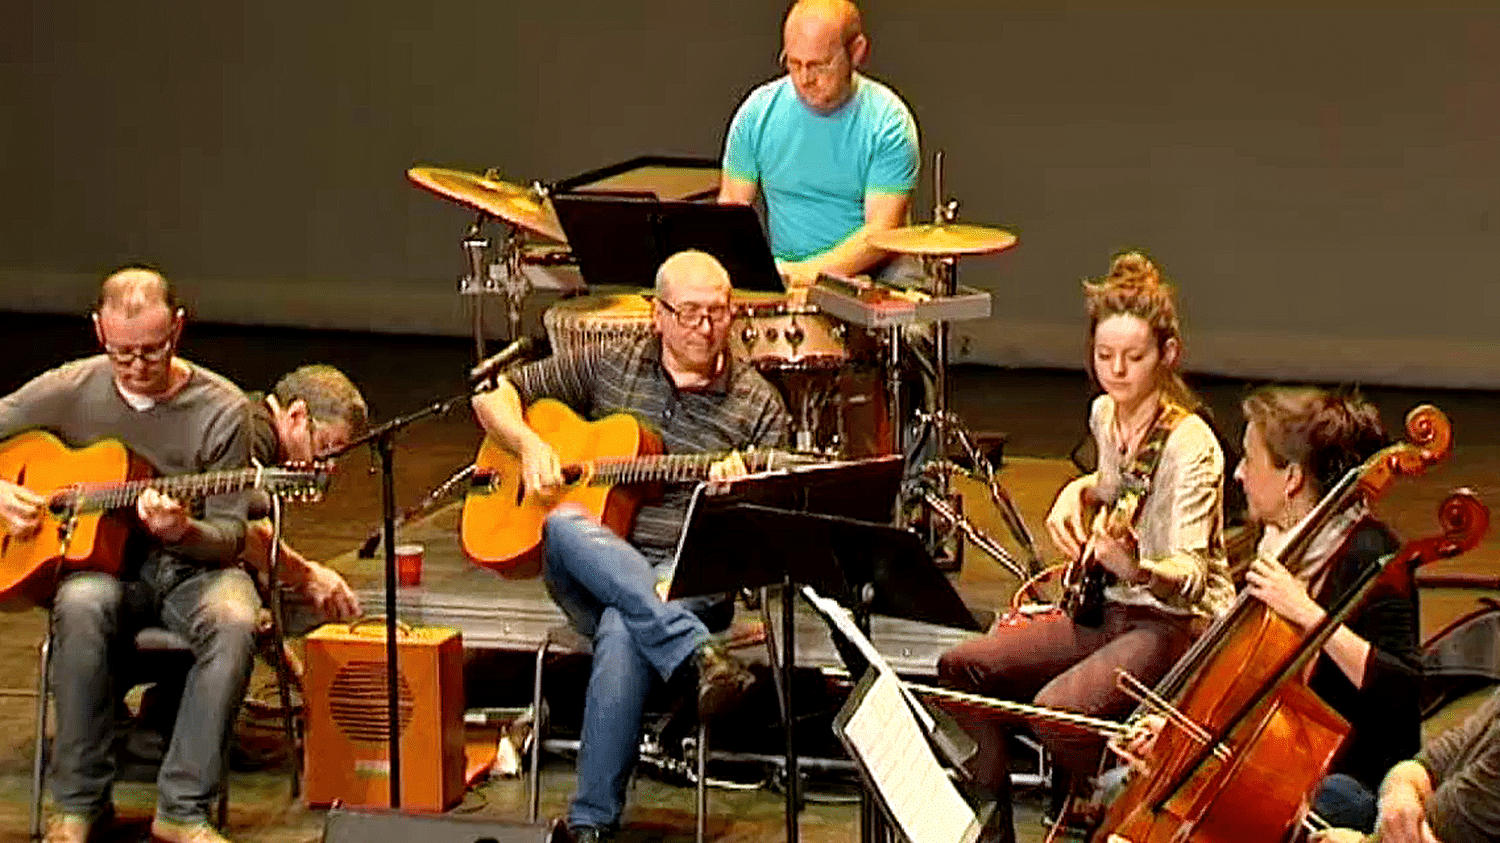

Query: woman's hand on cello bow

[1109,714,1166,773]
[1310,829,1368,843]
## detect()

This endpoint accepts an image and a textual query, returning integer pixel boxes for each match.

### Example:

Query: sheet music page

[803,587,935,730]
[844,670,979,843]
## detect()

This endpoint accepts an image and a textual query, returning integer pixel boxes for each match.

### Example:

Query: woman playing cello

[937,252,1234,842]
[1232,385,1420,831]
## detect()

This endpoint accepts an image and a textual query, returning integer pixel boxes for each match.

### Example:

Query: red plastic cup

[396,543,424,587]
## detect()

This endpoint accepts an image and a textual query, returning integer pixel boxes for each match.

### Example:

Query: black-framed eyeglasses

[101,335,176,364]
[657,299,733,329]
[777,41,853,78]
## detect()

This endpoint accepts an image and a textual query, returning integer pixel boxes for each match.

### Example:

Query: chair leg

[30,632,52,841]
[528,635,550,824]
[215,737,231,828]
[694,721,707,843]
[265,619,301,800]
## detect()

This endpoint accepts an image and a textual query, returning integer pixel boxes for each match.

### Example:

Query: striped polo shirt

[510,335,791,565]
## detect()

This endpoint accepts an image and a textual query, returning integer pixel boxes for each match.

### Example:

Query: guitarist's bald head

[96,265,179,320]
[654,250,732,299]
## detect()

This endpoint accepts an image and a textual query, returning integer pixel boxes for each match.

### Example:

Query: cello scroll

[1356,404,1451,501]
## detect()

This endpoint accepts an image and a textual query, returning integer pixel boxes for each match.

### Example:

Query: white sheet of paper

[844,669,979,843]
[803,586,935,731]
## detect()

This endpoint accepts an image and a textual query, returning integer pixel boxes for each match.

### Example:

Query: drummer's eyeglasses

[658,300,733,329]
[778,45,852,79]
[101,334,177,365]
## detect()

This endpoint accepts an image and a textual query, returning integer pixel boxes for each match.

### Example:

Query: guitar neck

[62,468,272,514]
[579,450,781,487]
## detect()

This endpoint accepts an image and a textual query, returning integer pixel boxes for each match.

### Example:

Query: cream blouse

[1086,395,1234,619]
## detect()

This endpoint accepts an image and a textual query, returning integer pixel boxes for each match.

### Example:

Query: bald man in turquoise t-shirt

[719,0,919,291]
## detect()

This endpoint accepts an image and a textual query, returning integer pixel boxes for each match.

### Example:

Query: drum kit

[407,153,1041,580]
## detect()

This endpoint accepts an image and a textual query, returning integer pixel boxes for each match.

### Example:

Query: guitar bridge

[50,488,80,550]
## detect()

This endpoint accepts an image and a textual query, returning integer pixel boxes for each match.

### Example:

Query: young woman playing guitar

[936,252,1234,843]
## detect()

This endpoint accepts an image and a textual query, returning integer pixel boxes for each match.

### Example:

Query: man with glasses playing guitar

[0,265,260,843]
[470,250,789,843]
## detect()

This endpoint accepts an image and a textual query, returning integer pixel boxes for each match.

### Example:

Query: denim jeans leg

[542,511,706,679]
[1313,773,1378,833]
[569,607,652,828]
[152,566,259,823]
[49,572,125,818]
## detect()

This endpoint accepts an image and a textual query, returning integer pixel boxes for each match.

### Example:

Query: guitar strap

[1113,402,1191,521]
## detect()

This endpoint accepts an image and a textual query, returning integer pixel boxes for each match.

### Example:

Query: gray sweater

[1416,688,1500,843]
[0,356,251,565]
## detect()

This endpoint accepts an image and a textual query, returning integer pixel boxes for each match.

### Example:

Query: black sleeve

[1335,524,1421,696]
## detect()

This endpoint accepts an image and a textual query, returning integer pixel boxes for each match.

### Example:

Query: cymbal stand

[459,213,531,355]
[784,369,842,455]
[376,210,532,562]
[896,152,1043,575]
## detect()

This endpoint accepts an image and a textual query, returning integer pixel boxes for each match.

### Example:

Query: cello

[1094,405,1488,843]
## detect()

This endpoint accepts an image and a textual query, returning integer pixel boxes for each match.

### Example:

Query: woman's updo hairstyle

[1083,251,1197,410]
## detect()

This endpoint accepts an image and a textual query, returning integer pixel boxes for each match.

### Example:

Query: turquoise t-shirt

[721,73,919,263]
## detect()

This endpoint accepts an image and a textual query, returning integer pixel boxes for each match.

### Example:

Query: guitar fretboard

[581,451,784,486]
[54,467,300,514]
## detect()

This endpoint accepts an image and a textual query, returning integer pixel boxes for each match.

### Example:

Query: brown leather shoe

[696,641,754,719]
[150,818,233,843]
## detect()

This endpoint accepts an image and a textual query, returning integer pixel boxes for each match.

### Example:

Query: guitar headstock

[748,448,825,473]
[262,460,334,503]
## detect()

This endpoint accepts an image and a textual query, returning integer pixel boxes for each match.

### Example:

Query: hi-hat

[407,166,568,244]
[868,223,1017,256]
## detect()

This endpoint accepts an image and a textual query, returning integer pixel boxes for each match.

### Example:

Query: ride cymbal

[868,223,1017,256]
[407,166,568,244]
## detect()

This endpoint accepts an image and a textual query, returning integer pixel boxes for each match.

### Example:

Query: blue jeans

[541,511,726,829]
[1314,773,1378,833]
[49,555,259,824]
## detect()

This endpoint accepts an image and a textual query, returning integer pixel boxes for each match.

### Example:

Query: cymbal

[407,166,568,244]
[868,223,1017,256]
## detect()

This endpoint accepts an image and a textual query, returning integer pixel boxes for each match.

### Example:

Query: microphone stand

[329,388,475,809]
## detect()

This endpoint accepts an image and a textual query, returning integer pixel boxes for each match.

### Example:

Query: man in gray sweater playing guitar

[471,249,790,843]
[0,266,257,843]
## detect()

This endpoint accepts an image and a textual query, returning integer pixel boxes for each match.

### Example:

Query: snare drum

[731,304,847,370]
[544,292,655,354]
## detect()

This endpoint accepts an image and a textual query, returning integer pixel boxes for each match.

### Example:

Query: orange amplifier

[303,619,465,812]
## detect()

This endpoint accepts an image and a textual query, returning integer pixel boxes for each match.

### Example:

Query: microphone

[469,337,537,386]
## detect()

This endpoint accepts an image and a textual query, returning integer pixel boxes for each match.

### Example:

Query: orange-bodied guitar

[0,430,329,607]
[461,399,808,578]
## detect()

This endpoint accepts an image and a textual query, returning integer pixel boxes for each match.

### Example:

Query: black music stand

[552,155,720,201]
[667,458,980,843]
[551,193,783,292]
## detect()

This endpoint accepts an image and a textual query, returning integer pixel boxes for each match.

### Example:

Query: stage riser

[353,588,971,677]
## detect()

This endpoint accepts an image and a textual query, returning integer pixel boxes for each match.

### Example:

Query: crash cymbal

[407,166,568,244]
[868,223,1017,256]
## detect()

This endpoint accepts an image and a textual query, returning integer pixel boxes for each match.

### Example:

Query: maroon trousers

[937,603,1196,795]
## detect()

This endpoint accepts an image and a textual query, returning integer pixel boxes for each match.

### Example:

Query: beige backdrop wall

[3,1,1497,387]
